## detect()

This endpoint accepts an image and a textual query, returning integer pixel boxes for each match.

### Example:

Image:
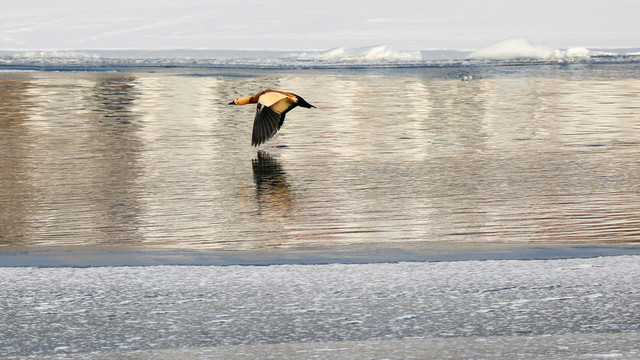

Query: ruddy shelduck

[229,89,315,146]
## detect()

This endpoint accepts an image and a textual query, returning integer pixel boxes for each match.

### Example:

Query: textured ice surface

[1,256,639,359]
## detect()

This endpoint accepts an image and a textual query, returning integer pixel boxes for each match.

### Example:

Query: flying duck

[229,89,315,146]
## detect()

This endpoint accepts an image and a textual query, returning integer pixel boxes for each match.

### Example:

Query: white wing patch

[258,92,291,107]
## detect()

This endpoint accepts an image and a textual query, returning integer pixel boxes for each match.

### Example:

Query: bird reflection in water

[251,150,295,218]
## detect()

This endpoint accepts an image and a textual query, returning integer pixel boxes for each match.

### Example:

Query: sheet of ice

[1,255,639,359]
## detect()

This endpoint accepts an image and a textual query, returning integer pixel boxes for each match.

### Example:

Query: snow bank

[297,45,422,62]
[14,51,100,59]
[565,47,590,58]
[467,38,590,60]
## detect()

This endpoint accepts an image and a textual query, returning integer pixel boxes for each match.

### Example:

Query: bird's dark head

[295,96,315,109]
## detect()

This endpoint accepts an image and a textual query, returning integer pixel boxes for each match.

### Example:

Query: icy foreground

[1,256,639,359]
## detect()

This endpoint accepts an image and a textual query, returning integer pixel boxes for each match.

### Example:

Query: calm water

[2,64,640,249]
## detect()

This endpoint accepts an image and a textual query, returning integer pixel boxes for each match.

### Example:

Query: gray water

[2,64,640,249]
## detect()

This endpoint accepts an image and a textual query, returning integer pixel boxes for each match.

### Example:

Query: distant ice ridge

[467,38,591,60]
[2,44,638,71]
[13,51,100,59]
[294,45,422,63]
[1,51,103,66]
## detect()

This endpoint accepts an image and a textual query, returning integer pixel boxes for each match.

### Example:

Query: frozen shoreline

[2,242,640,267]
[9,333,640,359]
[2,43,640,72]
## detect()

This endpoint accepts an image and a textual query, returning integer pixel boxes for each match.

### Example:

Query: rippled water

[2,64,640,249]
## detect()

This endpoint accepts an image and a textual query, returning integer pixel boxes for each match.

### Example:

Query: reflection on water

[252,150,294,218]
[0,75,34,245]
[0,74,144,246]
[1,65,640,249]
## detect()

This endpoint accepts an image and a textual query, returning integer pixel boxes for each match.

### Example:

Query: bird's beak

[228,101,235,105]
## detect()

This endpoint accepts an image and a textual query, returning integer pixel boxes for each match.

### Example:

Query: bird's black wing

[251,98,297,146]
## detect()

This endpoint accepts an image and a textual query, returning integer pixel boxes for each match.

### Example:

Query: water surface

[2,64,640,249]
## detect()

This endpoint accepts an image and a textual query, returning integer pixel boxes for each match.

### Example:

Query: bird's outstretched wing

[251,98,297,146]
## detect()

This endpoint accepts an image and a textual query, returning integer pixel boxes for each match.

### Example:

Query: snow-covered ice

[467,37,591,60]
[310,45,422,62]
[1,255,639,359]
